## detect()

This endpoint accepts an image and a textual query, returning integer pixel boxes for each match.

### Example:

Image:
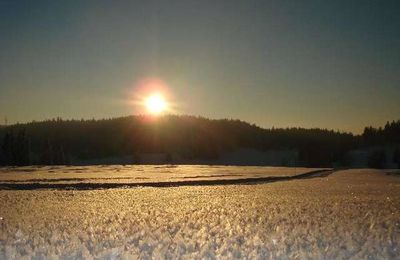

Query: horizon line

[1,113,398,136]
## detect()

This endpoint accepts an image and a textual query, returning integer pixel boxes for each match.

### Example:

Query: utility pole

[4,116,7,126]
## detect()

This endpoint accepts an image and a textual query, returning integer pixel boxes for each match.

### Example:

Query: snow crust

[0,165,325,185]
[0,168,399,259]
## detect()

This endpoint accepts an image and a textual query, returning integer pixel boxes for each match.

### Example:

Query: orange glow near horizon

[128,78,179,115]
[145,93,167,115]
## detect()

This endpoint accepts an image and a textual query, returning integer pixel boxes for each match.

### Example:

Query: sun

[145,94,167,114]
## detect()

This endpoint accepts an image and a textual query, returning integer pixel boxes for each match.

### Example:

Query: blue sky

[0,0,399,133]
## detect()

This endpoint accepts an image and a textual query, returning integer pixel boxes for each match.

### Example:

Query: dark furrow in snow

[0,169,333,190]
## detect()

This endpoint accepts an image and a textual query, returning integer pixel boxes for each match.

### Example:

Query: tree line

[361,120,400,168]
[0,115,399,167]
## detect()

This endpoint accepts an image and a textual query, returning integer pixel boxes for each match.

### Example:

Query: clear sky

[0,0,399,133]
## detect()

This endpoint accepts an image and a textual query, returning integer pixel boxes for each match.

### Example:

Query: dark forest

[1,115,399,167]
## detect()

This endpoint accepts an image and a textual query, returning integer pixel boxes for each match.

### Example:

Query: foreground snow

[0,169,399,259]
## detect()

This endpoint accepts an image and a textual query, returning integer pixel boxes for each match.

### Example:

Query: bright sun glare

[145,94,167,114]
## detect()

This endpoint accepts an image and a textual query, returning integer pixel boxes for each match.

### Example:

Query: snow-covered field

[0,165,326,187]
[0,167,399,259]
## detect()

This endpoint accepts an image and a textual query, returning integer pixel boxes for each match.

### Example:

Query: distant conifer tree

[393,148,400,168]
[367,150,386,169]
